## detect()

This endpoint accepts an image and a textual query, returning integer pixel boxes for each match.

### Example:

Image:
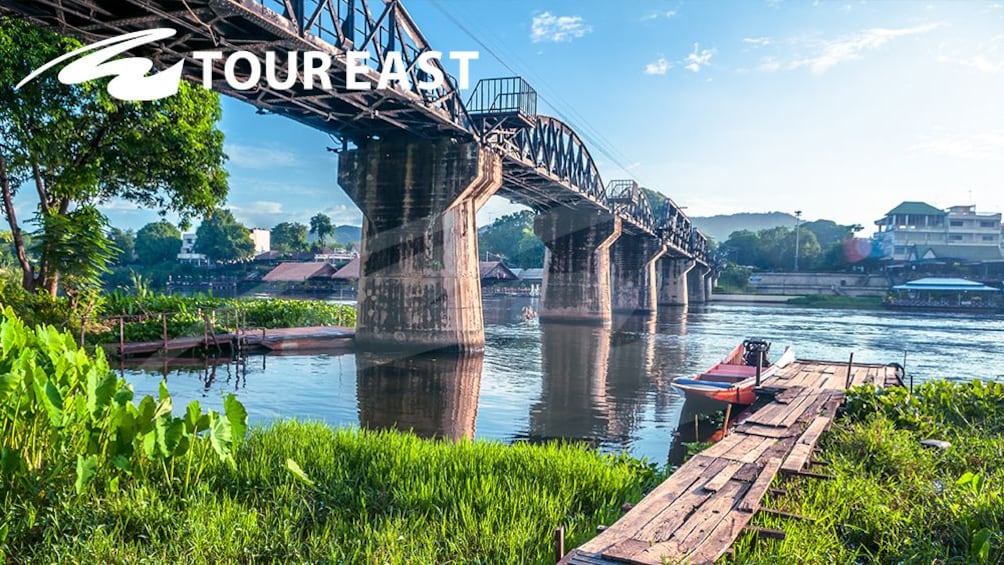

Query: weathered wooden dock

[113,326,354,356]
[560,359,902,565]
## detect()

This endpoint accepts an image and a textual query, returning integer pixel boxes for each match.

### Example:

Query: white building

[177,233,209,265]
[874,202,1003,262]
[250,228,271,255]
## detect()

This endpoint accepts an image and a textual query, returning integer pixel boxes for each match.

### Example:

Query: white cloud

[910,131,1004,161]
[789,23,940,74]
[757,56,783,72]
[641,10,677,21]
[743,37,772,47]
[685,43,715,72]
[321,204,363,225]
[644,57,671,75]
[229,200,286,228]
[224,143,302,169]
[530,12,592,43]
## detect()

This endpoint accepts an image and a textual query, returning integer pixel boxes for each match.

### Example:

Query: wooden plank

[737,457,784,512]
[698,433,747,458]
[719,434,769,461]
[737,437,777,464]
[630,480,749,564]
[735,423,799,439]
[599,539,650,563]
[781,416,830,473]
[580,455,723,553]
[702,461,745,493]
[560,550,615,565]
[634,459,738,541]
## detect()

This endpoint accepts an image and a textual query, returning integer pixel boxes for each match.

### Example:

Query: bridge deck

[560,359,900,565]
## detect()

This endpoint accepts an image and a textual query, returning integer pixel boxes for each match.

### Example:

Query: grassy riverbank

[0,309,659,563]
[785,294,884,309]
[732,381,1004,563]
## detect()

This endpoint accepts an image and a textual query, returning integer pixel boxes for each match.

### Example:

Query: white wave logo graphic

[16,28,183,101]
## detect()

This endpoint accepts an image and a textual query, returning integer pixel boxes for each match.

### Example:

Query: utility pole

[793,210,803,272]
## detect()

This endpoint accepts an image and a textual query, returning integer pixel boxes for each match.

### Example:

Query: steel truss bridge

[0,0,708,263]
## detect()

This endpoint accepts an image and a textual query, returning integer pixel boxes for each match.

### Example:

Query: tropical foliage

[734,380,1004,563]
[0,310,660,562]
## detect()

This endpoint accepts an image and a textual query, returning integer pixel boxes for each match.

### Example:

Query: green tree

[271,222,308,252]
[309,213,333,243]
[194,210,254,262]
[108,227,135,266]
[478,210,545,268]
[135,221,181,265]
[0,17,228,295]
[722,230,761,266]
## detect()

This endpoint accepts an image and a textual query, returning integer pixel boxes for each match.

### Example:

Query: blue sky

[89,0,1004,236]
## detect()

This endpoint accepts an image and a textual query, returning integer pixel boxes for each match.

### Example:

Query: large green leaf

[156,417,185,458]
[74,454,98,494]
[208,411,234,466]
[285,458,315,487]
[223,394,247,447]
[136,396,156,435]
[184,400,202,433]
[86,367,116,419]
[32,374,63,427]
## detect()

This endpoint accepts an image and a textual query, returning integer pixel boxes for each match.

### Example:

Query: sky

[37,0,1004,237]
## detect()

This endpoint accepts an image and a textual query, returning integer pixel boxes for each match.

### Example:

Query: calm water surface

[124,299,1004,463]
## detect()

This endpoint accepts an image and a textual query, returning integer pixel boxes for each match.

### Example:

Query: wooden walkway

[560,359,902,565]
[114,326,354,356]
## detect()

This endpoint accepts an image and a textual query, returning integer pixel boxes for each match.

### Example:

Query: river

[123,299,1004,464]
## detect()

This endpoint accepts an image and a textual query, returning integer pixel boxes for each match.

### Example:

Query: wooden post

[723,403,733,438]
[554,526,565,563]
[162,313,168,353]
[118,317,125,356]
[694,414,699,439]
[79,316,86,347]
[845,352,855,389]
[755,349,763,387]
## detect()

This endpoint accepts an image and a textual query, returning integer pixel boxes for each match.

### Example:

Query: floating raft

[113,326,354,356]
[561,359,902,565]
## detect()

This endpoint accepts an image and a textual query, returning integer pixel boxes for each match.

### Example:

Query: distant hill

[306,224,361,246]
[692,212,798,243]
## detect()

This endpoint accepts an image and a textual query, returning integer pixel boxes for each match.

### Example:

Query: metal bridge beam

[338,136,502,353]
[534,207,621,325]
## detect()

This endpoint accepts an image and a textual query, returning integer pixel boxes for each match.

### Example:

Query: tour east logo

[16,28,478,102]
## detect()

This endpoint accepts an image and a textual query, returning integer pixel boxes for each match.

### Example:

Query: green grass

[1,308,660,563]
[731,381,1004,564]
[5,423,661,563]
[785,294,884,309]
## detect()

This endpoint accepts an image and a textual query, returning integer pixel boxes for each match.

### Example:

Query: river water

[123,299,1004,464]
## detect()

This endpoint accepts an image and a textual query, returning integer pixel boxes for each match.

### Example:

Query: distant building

[262,262,337,282]
[875,202,1003,263]
[250,228,271,255]
[177,233,208,265]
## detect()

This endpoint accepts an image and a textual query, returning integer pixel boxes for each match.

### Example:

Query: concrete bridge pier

[338,137,502,353]
[657,257,695,306]
[704,272,715,302]
[610,235,666,314]
[687,265,711,304]
[534,207,622,324]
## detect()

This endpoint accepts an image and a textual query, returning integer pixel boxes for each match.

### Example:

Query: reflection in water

[665,398,732,467]
[121,301,1004,463]
[528,324,612,445]
[356,353,483,440]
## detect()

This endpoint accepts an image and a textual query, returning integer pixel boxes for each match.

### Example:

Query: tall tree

[194,210,254,262]
[0,17,228,295]
[271,221,308,252]
[478,210,545,268]
[309,213,334,243]
[135,221,181,265]
[108,227,135,266]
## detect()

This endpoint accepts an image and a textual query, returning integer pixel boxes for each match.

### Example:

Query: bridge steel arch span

[0,0,713,350]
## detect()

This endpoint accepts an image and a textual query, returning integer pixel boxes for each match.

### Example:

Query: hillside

[692,212,798,243]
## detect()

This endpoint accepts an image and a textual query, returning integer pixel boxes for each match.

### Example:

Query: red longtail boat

[671,339,794,405]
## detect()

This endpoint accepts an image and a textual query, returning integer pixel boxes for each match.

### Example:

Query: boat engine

[742,338,771,367]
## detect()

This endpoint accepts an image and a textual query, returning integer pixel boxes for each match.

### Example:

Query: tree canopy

[722,220,871,272]
[194,210,254,263]
[309,213,334,243]
[0,17,228,295]
[271,222,309,253]
[478,210,545,268]
[135,221,181,265]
